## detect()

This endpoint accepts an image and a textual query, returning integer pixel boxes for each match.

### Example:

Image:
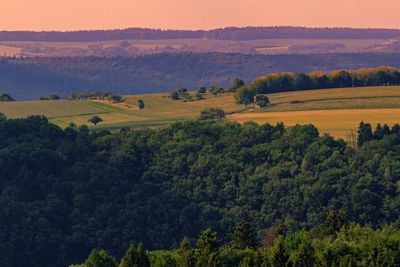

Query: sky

[2,0,400,31]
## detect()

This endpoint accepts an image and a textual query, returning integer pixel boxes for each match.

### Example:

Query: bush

[199,108,225,120]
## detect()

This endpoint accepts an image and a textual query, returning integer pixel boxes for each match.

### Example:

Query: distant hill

[4,52,400,100]
[1,26,400,42]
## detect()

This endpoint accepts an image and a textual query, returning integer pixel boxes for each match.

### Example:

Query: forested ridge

[5,53,400,100]
[2,114,400,266]
[235,66,400,104]
[1,26,400,42]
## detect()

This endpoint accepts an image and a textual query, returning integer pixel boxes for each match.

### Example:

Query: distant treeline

[236,66,400,104]
[5,53,400,100]
[1,26,400,42]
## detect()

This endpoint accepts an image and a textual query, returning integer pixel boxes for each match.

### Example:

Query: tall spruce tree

[229,221,258,249]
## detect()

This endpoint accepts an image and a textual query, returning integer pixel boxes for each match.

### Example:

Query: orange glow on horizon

[2,0,400,31]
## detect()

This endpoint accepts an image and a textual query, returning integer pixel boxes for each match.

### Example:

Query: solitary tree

[88,115,103,126]
[199,108,225,121]
[170,91,180,100]
[198,86,207,94]
[138,99,145,109]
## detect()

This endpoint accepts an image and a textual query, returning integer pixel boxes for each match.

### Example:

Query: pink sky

[2,0,400,31]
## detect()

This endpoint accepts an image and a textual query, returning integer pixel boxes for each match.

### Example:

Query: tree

[71,249,117,267]
[170,91,180,100]
[88,115,103,125]
[0,93,15,102]
[209,86,225,96]
[177,238,195,267]
[195,92,204,100]
[178,88,190,99]
[109,94,123,103]
[230,77,245,92]
[136,243,150,267]
[0,112,6,122]
[357,121,373,147]
[199,108,225,120]
[49,94,61,100]
[294,73,314,90]
[235,86,256,105]
[229,221,258,249]
[118,243,149,267]
[254,94,270,107]
[198,87,207,94]
[119,245,136,267]
[196,228,220,266]
[138,100,145,109]
[68,92,79,100]
[197,228,220,253]
[329,70,352,88]
[324,211,345,236]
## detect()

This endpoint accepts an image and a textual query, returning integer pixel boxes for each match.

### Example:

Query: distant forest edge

[4,53,400,100]
[1,26,400,41]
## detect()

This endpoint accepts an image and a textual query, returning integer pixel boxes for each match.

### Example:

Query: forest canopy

[2,115,400,266]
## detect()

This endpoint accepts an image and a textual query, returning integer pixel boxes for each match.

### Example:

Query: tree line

[236,66,400,104]
[1,27,400,42]
[3,115,400,266]
[72,216,400,267]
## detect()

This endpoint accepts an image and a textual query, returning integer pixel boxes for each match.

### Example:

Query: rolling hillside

[5,53,400,100]
[2,86,400,139]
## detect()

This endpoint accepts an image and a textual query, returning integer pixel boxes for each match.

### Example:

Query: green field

[2,86,400,138]
[0,93,245,129]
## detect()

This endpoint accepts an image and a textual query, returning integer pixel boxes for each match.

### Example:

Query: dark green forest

[2,114,400,266]
[4,53,400,100]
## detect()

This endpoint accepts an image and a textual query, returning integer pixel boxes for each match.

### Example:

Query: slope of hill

[5,53,400,100]
[2,86,400,139]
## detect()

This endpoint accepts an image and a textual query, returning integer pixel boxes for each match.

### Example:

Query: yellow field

[229,108,400,139]
[265,86,400,112]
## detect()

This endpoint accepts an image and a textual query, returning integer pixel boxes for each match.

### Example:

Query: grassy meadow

[1,86,400,138]
[0,92,245,129]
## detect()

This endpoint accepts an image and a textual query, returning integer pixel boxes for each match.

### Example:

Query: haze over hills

[2,27,400,57]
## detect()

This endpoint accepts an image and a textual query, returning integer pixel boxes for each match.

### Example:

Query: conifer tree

[229,221,258,249]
